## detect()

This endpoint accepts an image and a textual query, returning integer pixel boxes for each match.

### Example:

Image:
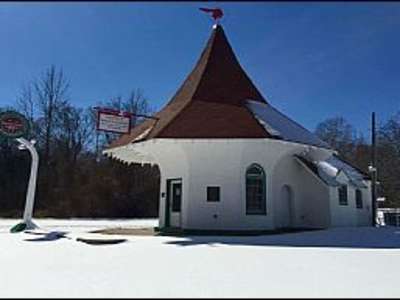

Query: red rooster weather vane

[199,7,224,24]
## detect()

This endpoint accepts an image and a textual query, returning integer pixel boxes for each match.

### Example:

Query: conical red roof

[110,24,271,148]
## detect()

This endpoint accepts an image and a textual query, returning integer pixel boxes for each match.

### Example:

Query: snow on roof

[296,154,368,188]
[317,161,338,178]
[316,161,341,187]
[132,126,153,142]
[325,156,368,188]
[252,114,281,137]
[246,100,330,149]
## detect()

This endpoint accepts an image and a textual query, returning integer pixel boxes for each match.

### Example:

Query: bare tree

[124,88,152,127]
[3,70,161,218]
[315,116,357,160]
[34,65,70,163]
[377,113,400,207]
[16,83,35,123]
[55,105,94,165]
[96,89,154,148]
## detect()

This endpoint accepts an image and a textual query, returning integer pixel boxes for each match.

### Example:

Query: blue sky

[1,2,400,136]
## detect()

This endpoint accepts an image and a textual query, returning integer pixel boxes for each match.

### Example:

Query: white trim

[104,138,335,163]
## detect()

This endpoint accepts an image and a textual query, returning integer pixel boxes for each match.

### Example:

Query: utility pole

[371,112,377,226]
[95,130,100,163]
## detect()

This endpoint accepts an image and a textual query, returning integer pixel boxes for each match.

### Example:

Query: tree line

[315,115,400,207]
[1,65,399,218]
[0,65,160,218]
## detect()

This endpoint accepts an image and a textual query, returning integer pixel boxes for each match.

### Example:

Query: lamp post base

[10,220,39,233]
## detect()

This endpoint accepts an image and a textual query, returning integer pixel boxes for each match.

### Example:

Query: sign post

[0,111,38,232]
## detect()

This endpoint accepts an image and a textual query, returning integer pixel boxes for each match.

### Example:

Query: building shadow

[164,227,400,249]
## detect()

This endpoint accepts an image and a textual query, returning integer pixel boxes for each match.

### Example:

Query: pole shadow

[23,231,70,242]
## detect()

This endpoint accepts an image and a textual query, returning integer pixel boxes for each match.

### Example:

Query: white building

[105,24,372,232]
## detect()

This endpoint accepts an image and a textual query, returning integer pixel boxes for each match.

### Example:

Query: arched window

[246,164,266,215]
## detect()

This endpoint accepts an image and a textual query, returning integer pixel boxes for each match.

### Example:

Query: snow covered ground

[0,219,399,298]
[0,218,158,233]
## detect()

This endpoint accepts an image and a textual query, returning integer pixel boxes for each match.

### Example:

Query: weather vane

[199,7,224,24]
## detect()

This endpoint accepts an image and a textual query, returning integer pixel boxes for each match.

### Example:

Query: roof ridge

[191,25,266,104]
[154,26,218,138]
[108,24,273,149]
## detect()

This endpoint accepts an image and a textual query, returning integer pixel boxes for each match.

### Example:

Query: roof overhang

[103,141,157,165]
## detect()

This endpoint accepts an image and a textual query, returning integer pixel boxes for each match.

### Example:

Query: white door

[280,185,294,228]
[169,179,182,228]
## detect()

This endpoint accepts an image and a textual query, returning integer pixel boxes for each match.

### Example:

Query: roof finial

[199,7,223,27]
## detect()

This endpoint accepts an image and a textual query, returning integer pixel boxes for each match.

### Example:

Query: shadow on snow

[24,231,70,242]
[164,227,400,249]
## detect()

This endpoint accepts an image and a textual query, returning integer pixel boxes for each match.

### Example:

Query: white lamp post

[15,137,39,230]
[0,111,39,232]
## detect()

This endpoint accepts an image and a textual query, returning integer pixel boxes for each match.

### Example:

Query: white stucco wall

[358,181,373,226]
[273,153,330,229]
[106,138,371,230]
[118,138,332,230]
[295,163,331,228]
[329,172,372,227]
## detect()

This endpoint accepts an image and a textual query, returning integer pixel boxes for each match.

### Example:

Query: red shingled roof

[109,24,270,149]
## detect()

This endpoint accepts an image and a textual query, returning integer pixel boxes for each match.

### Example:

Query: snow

[0,218,158,233]
[297,154,368,188]
[252,114,282,137]
[246,99,330,149]
[1,219,400,298]
[317,160,339,178]
[133,126,153,142]
[326,155,368,188]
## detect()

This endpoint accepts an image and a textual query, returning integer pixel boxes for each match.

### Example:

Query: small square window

[207,186,220,202]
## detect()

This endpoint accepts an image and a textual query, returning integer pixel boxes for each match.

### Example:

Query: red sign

[0,111,29,138]
[2,118,24,132]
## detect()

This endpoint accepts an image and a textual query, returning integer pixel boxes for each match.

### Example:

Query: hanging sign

[0,111,30,138]
[95,108,132,134]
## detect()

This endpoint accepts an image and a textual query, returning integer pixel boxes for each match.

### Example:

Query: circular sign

[0,111,30,138]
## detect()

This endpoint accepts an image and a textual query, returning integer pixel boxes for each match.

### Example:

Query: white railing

[378,208,400,227]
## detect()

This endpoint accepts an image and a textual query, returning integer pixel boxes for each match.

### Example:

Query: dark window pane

[246,164,266,215]
[356,189,363,209]
[172,183,182,212]
[207,186,220,202]
[338,185,348,206]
